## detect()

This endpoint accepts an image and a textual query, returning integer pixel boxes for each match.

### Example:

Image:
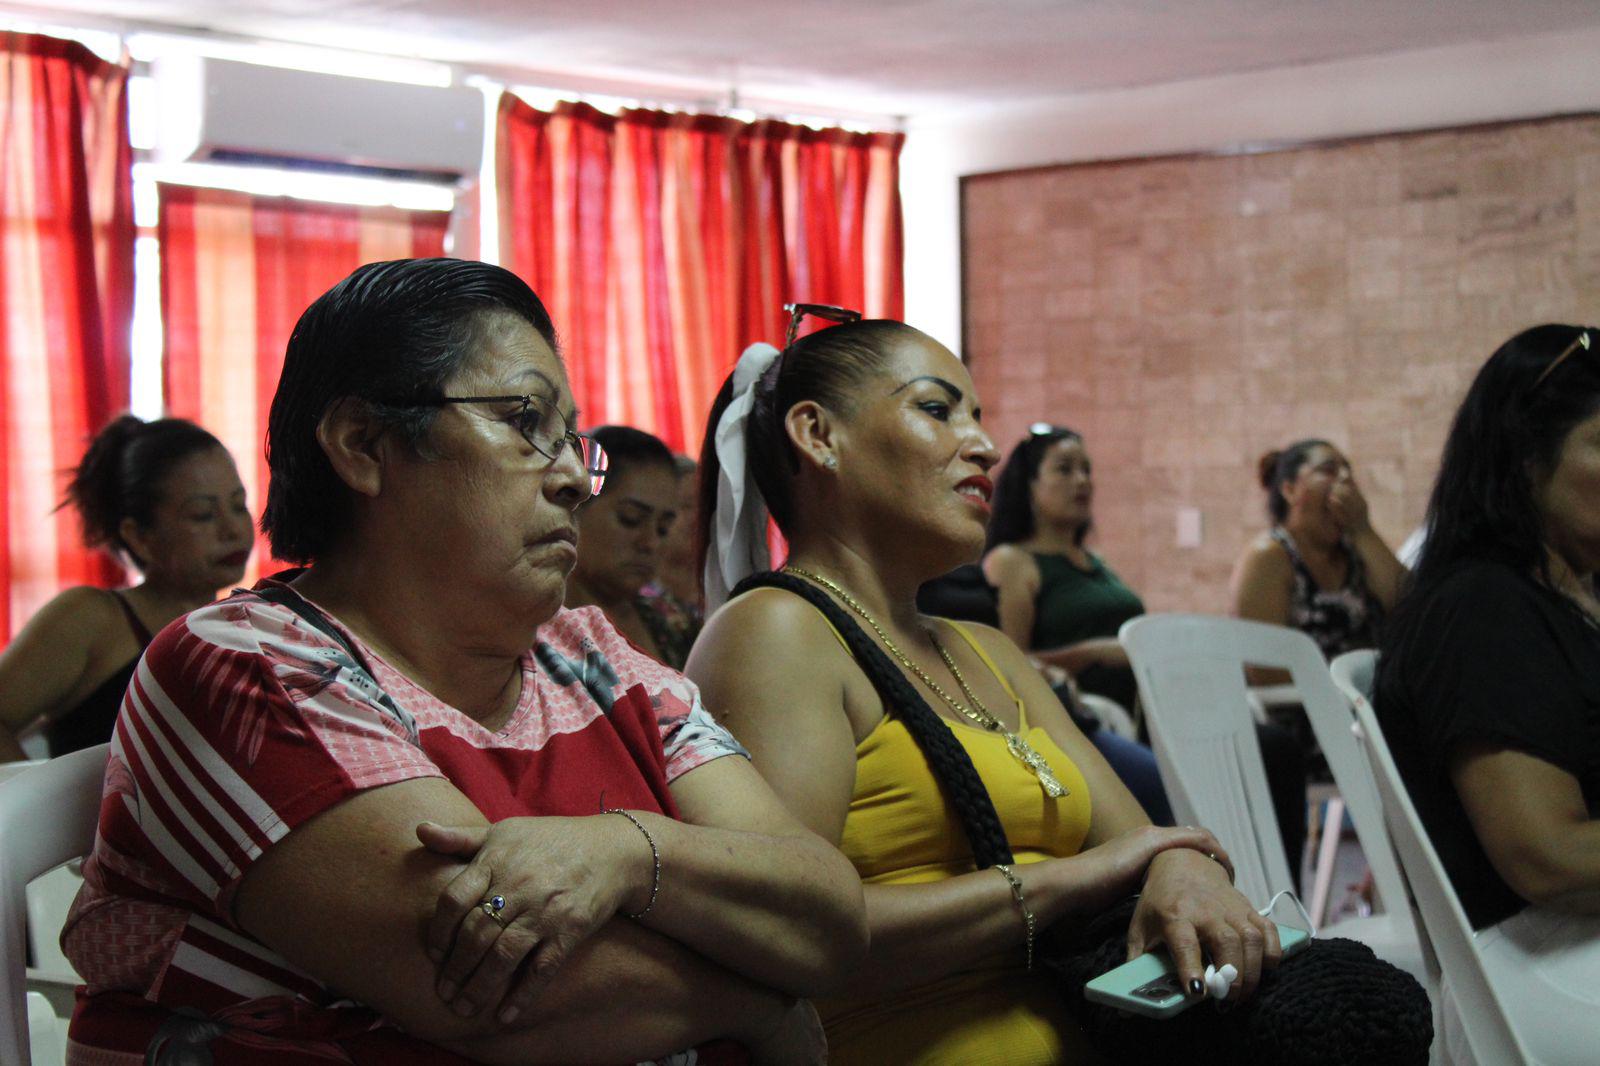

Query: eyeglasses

[784,302,862,348]
[1532,330,1592,391]
[415,393,609,495]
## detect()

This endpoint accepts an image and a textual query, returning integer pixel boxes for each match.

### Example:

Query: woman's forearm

[832,866,1059,997]
[629,812,868,997]
[441,918,790,1064]
[1350,528,1408,610]
[1031,637,1126,675]
[838,832,1185,999]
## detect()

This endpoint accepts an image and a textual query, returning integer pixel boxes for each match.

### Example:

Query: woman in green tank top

[982,427,1143,710]
[983,428,1308,877]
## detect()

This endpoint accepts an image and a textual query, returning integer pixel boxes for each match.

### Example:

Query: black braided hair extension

[732,570,1016,869]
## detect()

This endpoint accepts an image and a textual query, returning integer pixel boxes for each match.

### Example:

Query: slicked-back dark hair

[1404,323,1600,600]
[588,425,675,484]
[985,426,1085,550]
[1258,438,1334,524]
[262,258,558,563]
[63,414,224,566]
[695,319,920,575]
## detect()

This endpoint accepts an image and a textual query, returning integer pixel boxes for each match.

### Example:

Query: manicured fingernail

[438,980,457,1000]
[1189,978,1204,996]
[453,997,476,1017]
[499,1005,520,1025]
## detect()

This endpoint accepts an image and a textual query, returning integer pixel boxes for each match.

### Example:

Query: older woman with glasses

[61,260,865,1065]
[1377,323,1600,1063]
[688,308,1277,1065]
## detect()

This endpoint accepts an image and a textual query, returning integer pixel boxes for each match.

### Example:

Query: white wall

[902,26,1600,353]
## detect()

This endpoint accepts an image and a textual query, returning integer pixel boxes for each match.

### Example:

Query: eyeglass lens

[578,436,609,496]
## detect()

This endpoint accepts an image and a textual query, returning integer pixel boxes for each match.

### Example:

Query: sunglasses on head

[783,302,862,348]
[1531,330,1592,391]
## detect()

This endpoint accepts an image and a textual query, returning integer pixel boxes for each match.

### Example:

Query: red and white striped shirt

[62,583,748,1065]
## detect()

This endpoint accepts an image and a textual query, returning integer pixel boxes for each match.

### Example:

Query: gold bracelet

[993,863,1036,970]
[604,809,661,919]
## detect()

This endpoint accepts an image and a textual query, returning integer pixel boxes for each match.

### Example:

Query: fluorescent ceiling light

[126,32,452,88]
[133,160,456,213]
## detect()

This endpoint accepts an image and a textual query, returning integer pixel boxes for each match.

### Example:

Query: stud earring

[822,455,838,470]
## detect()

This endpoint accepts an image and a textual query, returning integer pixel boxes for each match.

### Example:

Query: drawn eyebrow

[889,375,964,402]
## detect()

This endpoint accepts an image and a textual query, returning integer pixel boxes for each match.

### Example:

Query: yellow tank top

[810,614,1099,1065]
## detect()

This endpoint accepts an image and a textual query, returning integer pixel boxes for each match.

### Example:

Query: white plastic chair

[1119,615,1429,984]
[25,866,82,980]
[1350,698,1534,1064]
[1120,614,1299,908]
[25,992,63,1066]
[0,762,46,788]
[0,745,107,1065]
[1284,648,1428,988]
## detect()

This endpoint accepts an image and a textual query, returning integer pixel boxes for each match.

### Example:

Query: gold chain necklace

[784,566,1067,798]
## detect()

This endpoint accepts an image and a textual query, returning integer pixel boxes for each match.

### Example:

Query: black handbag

[732,570,1433,1065]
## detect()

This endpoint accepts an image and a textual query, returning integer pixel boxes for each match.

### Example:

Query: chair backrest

[1307,649,1415,946]
[0,762,46,789]
[1328,648,1376,705]
[1119,614,1298,906]
[1351,699,1532,1064]
[0,745,108,1066]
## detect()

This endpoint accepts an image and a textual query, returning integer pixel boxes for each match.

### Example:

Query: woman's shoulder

[1411,559,1562,620]
[703,584,842,645]
[25,585,125,637]
[1236,532,1293,572]
[689,584,859,688]
[981,543,1042,585]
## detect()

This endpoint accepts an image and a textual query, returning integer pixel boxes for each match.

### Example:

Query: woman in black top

[0,415,252,758]
[1376,323,1600,1060]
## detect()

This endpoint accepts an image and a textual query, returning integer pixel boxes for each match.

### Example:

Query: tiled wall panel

[963,115,1600,613]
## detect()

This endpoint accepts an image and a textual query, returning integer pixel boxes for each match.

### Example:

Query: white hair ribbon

[703,342,783,613]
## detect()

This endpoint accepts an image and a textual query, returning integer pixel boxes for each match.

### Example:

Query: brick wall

[962,114,1600,613]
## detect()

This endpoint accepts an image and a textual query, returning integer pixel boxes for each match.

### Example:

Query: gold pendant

[1006,732,1068,798]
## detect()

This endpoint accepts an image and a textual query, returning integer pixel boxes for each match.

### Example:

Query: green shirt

[1031,552,1145,709]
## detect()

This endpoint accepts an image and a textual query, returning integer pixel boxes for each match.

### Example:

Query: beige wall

[962,113,1600,613]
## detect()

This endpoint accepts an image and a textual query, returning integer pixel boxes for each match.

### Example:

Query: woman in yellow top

[686,311,1281,1065]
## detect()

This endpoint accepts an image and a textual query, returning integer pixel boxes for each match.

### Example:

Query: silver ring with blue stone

[480,894,508,926]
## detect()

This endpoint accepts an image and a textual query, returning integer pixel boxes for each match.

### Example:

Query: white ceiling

[18,0,1600,118]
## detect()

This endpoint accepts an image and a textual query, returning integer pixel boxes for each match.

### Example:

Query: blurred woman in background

[0,415,251,759]
[984,425,1305,878]
[565,425,700,669]
[1231,439,1406,659]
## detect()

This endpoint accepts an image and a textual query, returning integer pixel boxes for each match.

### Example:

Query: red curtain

[497,97,904,453]
[158,186,449,579]
[0,34,133,643]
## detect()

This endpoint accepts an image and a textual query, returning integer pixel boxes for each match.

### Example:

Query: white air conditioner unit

[151,56,483,181]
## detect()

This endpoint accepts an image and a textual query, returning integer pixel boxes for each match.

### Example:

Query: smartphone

[1082,922,1311,1019]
